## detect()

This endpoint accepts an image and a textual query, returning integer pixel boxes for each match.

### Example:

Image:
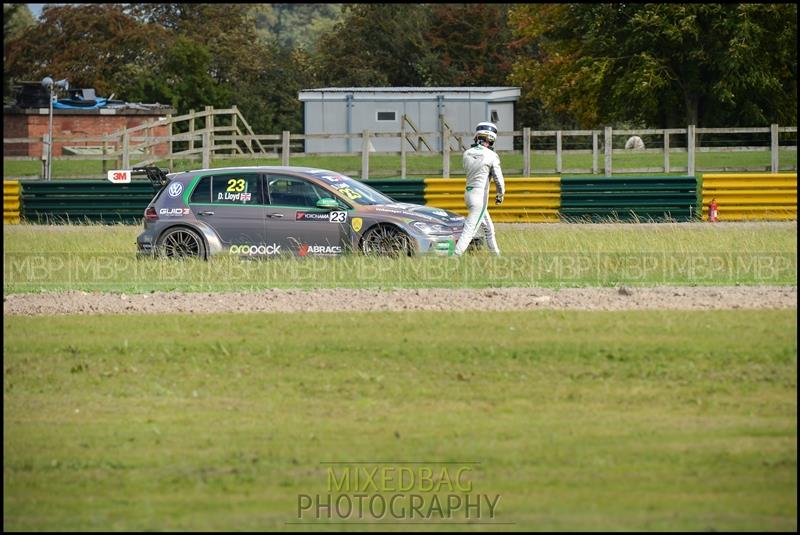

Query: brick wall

[4,111,172,158]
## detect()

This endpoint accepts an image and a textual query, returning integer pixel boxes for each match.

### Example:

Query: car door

[262,174,349,256]
[187,172,272,254]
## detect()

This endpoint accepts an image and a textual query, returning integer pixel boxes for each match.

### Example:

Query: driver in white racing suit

[454,121,505,256]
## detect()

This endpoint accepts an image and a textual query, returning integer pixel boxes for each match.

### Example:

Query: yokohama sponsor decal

[295,211,347,222]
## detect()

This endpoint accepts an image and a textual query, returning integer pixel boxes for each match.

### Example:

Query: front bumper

[413,233,459,256]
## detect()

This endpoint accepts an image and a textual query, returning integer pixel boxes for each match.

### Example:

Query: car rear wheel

[157,227,206,259]
[360,225,414,257]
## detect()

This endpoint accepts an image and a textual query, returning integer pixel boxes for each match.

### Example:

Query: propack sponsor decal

[159,207,190,217]
[295,211,347,223]
[107,170,131,184]
[167,182,183,197]
[229,243,281,255]
[298,244,343,257]
[351,217,363,232]
[431,209,448,217]
[216,191,252,202]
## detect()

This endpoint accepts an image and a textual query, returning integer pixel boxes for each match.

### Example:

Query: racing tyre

[360,225,414,257]
[157,227,206,259]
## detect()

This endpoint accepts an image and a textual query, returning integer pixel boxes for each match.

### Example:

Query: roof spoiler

[133,166,171,189]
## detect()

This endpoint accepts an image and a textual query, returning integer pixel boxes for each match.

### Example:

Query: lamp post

[40,77,69,181]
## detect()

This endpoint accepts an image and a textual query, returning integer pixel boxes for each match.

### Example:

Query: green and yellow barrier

[424,177,561,222]
[4,180,21,224]
[701,173,797,221]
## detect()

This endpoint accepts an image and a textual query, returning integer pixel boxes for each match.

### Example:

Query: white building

[298,87,520,153]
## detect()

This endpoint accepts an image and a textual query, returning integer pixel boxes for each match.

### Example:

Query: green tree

[314,4,432,86]
[509,3,797,128]
[250,4,343,51]
[4,4,166,98]
[421,4,514,87]
[128,36,228,112]
[3,3,36,100]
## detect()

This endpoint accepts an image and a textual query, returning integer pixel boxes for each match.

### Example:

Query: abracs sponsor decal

[298,243,343,256]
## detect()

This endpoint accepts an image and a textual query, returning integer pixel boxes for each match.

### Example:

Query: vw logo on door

[167,183,183,197]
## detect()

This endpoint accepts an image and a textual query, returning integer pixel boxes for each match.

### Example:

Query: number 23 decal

[226,178,246,192]
[329,211,347,223]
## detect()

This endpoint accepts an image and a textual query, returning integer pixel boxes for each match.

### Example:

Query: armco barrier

[4,180,21,224]
[361,179,425,204]
[16,179,425,224]
[20,180,156,223]
[424,177,561,222]
[560,176,698,222]
[700,173,797,221]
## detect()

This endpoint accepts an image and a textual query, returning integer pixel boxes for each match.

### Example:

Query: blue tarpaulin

[53,97,109,110]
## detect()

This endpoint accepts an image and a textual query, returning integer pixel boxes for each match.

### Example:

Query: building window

[490,110,499,123]
[376,111,397,122]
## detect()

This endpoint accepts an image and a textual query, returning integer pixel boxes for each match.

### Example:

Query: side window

[211,174,260,205]
[266,175,336,208]
[189,176,212,203]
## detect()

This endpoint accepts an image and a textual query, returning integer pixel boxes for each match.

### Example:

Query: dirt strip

[3,286,796,316]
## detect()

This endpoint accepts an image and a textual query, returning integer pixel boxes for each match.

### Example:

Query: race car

[127,166,479,259]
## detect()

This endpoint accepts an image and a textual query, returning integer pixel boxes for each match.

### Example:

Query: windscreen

[311,172,395,206]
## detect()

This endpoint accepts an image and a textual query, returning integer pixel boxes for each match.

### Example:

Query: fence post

[604,126,612,176]
[663,130,670,173]
[232,105,239,153]
[592,131,598,174]
[400,119,407,179]
[41,134,49,180]
[523,127,531,176]
[361,130,370,180]
[771,123,779,173]
[167,113,173,170]
[556,130,563,174]
[102,141,108,175]
[687,125,695,177]
[205,106,214,166]
[443,125,450,178]
[122,131,130,170]
[189,109,196,156]
[281,131,290,166]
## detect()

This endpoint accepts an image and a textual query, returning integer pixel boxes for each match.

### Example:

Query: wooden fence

[3,107,797,180]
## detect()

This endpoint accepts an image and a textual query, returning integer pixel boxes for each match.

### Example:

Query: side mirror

[316,198,339,210]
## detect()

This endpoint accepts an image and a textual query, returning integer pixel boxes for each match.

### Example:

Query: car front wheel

[360,225,414,257]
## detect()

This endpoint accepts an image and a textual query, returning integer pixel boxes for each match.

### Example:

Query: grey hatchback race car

[134,166,476,258]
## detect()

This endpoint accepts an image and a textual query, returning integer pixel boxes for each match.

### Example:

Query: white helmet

[474,121,498,145]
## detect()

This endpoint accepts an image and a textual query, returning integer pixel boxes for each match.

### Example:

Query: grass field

[4,222,797,292]
[3,309,797,531]
[4,149,798,179]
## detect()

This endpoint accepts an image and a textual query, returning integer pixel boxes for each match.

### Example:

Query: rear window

[190,174,260,205]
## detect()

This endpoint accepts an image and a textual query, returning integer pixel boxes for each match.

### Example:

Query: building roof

[302,87,519,92]
[299,87,520,102]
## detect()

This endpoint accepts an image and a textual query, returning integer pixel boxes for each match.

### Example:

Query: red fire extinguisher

[709,198,718,222]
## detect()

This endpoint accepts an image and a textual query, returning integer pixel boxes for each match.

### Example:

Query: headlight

[412,221,448,235]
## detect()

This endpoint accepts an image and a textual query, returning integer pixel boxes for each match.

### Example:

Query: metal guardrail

[560,176,698,222]
[13,174,797,224]
[424,177,561,223]
[701,173,797,221]
[20,180,155,223]
[4,180,21,224]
